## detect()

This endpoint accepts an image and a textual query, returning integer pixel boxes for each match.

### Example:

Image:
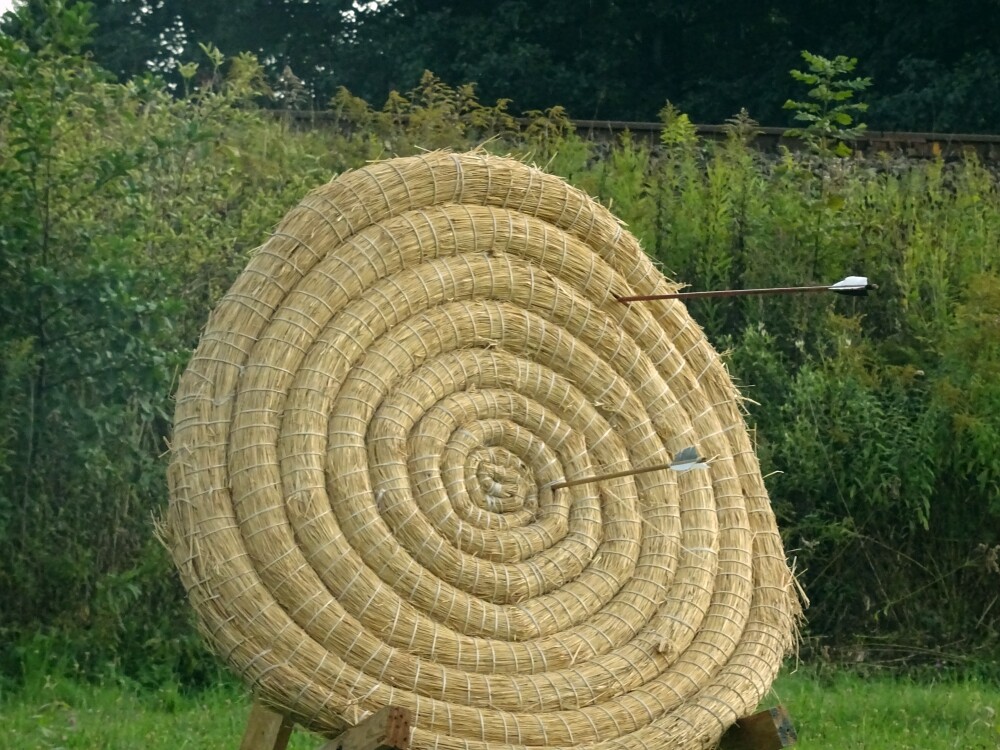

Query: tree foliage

[8,0,997,131]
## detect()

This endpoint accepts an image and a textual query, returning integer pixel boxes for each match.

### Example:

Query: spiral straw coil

[165,150,801,750]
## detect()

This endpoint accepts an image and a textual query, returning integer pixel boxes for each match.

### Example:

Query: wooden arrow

[616,275,876,303]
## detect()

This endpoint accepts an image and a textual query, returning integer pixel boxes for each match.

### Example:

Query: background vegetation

[0,2,998,692]
[5,0,1000,132]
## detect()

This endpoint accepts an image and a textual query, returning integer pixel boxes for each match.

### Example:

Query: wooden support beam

[319,706,413,750]
[719,705,797,750]
[239,702,295,750]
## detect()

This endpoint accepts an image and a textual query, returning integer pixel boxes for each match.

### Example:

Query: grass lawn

[1,668,998,749]
[770,668,1000,749]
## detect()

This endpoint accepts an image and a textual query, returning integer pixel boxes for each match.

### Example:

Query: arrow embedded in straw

[549,447,707,491]
[616,275,877,303]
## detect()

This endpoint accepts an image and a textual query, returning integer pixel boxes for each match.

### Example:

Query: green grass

[0,678,316,750]
[1,669,998,749]
[768,669,1000,749]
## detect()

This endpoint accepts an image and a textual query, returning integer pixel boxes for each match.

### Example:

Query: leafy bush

[0,2,337,687]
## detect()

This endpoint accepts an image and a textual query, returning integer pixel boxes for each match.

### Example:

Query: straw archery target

[166,150,800,750]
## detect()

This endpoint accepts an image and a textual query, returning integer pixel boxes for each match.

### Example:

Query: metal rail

[271,109,1000,160]
[570,118,1000,156]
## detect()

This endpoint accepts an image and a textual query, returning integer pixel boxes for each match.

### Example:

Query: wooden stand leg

[239,702,295,750]
[318,706,413,750]
[236,700,787,750]
[719,705,797,750]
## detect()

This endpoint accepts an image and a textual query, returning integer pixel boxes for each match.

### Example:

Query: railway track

[275,110,1000,160]
[570,119,1000,160]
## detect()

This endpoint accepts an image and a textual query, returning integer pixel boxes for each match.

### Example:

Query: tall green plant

[784,51,872,157]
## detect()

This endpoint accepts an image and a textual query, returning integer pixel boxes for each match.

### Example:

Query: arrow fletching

[669,446,708,472]
[828,276,877,297]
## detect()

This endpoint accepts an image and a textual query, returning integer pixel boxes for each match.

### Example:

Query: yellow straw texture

[165,150,801,750]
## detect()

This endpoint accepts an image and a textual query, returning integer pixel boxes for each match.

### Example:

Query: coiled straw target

[165,150,801,750]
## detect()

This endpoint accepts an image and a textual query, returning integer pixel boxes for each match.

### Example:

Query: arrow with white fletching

[616,276,877,303]
[549,447,707,491]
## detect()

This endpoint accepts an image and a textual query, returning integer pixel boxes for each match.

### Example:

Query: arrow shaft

[550,461,678,491]
[617,284,838,303]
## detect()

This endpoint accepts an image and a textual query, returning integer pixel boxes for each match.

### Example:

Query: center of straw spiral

[395,378,590,601]
[472,448,535,517]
